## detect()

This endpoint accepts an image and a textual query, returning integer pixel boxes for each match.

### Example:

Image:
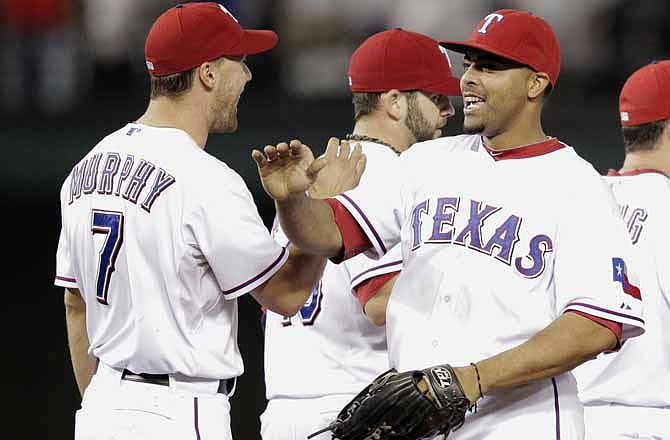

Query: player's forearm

[254,245,327,316]
[64,289,96,397]
[363,276,397,326]
[462,312,617,398]
[275,193,343,257]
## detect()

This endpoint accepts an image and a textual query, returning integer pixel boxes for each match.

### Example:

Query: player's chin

[462,117,485,135]
[212,117,238,134]
[414,128,440,143]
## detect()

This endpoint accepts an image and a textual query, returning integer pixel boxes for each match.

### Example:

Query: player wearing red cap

[261,28,461,440]
[254,9,645,439]
[56,3,364,439]
[574,60,670,440]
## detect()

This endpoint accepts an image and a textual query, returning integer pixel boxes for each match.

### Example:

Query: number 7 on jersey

[91,210,124,305]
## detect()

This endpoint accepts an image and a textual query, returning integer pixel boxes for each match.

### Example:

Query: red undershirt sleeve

[354,271,400,311]
[567,310,623,349]
[325,198,373,263]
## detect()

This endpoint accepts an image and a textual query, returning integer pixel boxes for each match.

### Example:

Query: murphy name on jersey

[68,127,176,212]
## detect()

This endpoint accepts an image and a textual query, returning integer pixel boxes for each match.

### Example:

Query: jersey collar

[480,137,565,161]
[607,168,669,178]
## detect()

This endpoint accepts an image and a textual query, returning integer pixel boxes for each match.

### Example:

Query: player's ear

[662,119,670,145]
[380,89,403,122]
[527,71,551,100]
[197,61,217,90]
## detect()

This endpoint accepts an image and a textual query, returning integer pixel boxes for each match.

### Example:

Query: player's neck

[620,147,670,176]
[352,117,411,153]
[137,98,209,148]
[483,111,547,151]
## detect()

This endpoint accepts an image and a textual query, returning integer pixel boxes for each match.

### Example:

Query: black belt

[121,369,235,395]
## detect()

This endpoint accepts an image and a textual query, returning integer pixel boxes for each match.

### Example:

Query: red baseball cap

[349,29,461,96]
[619,60,670,127]
[145,2,278,76]
[440,9,561,85]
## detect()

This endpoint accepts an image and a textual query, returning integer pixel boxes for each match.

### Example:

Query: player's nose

[242,62,252,81]
[460,66,479,90]
[440,99,455,119]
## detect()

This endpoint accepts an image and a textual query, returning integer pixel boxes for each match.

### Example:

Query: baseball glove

[308,364,470,440]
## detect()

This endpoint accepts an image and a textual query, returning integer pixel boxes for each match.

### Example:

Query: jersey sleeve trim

[221,246,289,299]
[567,310,623,346]
[350,260,403,289]
[325,198,372,262]
[563,301,645,340]
[356,271,400,310]
[334,193,387,258]
[54,275,78,288]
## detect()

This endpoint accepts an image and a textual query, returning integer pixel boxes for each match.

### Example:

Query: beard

[210,102,242,134]
[214,109,237,133]
[405,94,438,142]
[210,86,241,134]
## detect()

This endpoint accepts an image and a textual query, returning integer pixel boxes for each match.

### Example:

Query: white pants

[75,363,232,440]
[432,376,584,440]
[260,395,355,440]
[584,404,670,440]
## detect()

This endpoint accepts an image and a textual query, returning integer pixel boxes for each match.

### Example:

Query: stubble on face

[210,82,240,134]
[405,92,438,142]
[210,59,248,134]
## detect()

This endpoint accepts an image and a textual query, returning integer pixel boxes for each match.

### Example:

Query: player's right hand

[252,138,366,201]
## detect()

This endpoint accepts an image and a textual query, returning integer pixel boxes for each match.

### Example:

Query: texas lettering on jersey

[68,129,176,212]
[411,196,552,278]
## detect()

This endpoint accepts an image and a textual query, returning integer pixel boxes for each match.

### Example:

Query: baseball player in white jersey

[55,4,365,440]
[260,29,461,440]
[253,10,646,440]
[573,61,670,440]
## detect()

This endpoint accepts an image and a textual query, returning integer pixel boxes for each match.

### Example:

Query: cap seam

[382,32,395,85]
[177,7,184,34]
[653,66,670,113]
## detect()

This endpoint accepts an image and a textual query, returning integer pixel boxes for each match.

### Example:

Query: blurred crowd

[1,0,668,114]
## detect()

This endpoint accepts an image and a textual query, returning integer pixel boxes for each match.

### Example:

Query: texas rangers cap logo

[477,13,504,34]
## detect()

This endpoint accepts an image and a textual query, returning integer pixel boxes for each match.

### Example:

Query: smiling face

[405,91,455,142]
[460,49,536,137]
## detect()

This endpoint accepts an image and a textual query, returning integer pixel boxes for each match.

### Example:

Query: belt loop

[169,373,224,395]
[97,362,125,385]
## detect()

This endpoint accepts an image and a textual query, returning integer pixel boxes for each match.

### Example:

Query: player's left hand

[252,138,366,201]
[309,364,471,440]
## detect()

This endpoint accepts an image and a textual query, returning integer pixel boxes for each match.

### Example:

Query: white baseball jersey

[55,123,288,379]
[263,141,401,400]
[334,134,646,439]
[575,170,670,407]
